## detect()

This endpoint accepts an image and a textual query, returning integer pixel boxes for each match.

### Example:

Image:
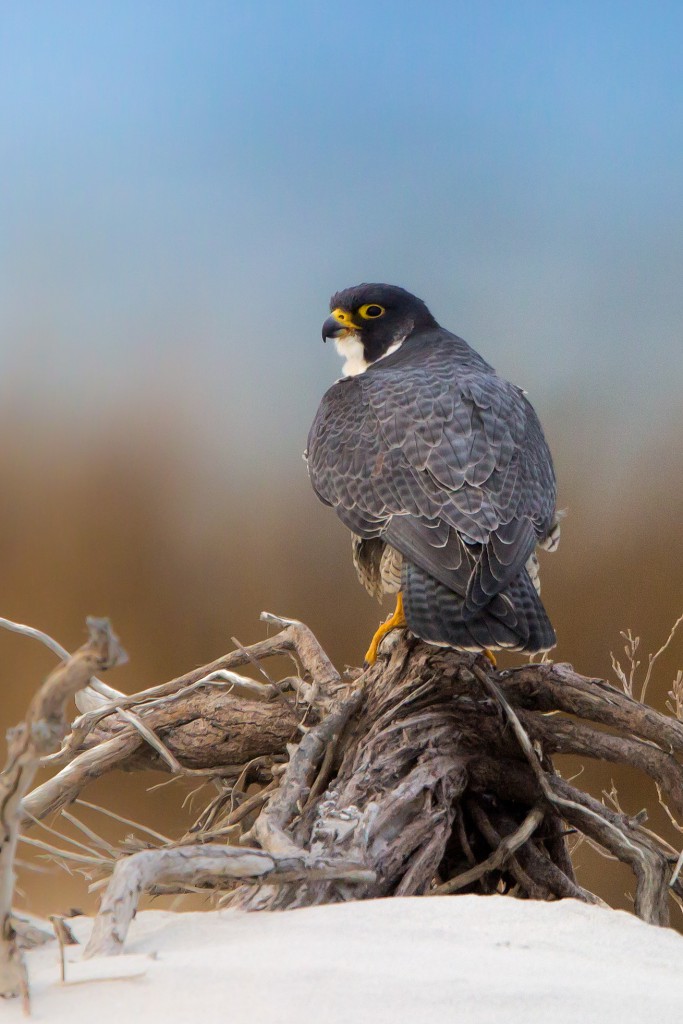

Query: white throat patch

[335,334,404,377]
[334,334,367,376]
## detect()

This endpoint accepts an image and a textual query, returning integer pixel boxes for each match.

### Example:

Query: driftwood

[4,611,683,974]
[0,619,124,1004]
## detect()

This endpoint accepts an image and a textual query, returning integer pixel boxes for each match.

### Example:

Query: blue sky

[1,1,682,480]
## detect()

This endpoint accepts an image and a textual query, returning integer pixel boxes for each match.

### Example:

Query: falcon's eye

[358,303,385,320]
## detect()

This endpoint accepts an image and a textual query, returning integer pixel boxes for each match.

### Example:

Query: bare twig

[115,707,184,773]
[0,615,124,708]
[229,635,299,721]
[0,615,70,661]
[18,835,112,869]
[75,799,173,846]
[641,612,683,704]
[666,670,683,722]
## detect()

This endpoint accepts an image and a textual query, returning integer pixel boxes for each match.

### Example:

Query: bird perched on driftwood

[306,283,560,664]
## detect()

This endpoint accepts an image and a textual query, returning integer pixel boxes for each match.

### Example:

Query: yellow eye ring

[358,303,385,320]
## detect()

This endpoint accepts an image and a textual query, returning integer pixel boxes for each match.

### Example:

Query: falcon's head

[322,283,438,377]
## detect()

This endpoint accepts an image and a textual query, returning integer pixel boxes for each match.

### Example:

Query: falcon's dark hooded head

[322,283,438,376]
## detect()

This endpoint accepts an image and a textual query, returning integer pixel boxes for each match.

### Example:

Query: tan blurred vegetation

[1,408,681,923]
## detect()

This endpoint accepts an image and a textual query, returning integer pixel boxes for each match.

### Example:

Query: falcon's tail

[402,561,556,653]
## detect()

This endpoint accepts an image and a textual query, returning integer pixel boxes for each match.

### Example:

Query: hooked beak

[322,308,360,342]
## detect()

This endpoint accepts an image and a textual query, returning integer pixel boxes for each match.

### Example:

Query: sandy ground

[8,895,683,1022]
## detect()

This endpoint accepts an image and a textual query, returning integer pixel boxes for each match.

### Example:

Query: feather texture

[308,321,558,653]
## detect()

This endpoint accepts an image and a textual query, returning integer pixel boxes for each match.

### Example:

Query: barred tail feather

[402,561,556,654]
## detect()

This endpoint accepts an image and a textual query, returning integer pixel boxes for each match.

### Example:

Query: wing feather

[307,332,556,612]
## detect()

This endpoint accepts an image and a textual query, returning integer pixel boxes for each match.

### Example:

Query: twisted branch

[5,611,681,966]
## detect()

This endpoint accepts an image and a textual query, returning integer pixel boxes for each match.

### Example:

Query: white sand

[9,896,683,1022]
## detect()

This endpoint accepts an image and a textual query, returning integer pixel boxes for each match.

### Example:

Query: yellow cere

[331,308,359,329]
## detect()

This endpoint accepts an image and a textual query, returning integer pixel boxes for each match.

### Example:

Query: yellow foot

[482,648,497,668]
[364,593,406,665]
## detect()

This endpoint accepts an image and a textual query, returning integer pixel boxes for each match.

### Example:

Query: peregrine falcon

[306,283,560,664]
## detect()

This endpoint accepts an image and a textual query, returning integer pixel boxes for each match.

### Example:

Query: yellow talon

[364,593,406,665]
[483,648,497,668]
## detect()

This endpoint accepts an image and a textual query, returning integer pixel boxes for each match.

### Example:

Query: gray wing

[306,350,556,619]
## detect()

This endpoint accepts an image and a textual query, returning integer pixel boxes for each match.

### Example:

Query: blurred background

[1,1,681,921]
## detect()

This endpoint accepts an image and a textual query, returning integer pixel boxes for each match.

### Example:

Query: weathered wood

[84,844,375,958]
[0,619,124,1003]
[16,614,683,957]
[247,688,364,858]
[502,662,683,756]
[22,673,303,825]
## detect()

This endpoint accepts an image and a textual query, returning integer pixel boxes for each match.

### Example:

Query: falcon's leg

[364,593,406,666]
[483,648,497,668]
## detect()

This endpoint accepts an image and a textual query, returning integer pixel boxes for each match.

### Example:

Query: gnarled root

[17,614,683,957]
